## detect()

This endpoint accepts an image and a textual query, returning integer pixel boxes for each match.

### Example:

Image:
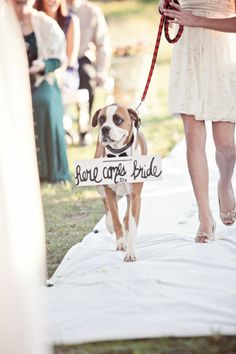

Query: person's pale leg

[181,114,215,237]
[212,121,236,224]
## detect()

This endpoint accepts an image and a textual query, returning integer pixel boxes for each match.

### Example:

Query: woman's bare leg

[181,114,214,236]
[212,121,236,224]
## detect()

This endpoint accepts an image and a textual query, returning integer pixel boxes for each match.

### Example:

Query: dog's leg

[124,200,138,262]
[124,183,143,262]
[104,187,126,251]
[123,195,130,241]
[103,198,114,234]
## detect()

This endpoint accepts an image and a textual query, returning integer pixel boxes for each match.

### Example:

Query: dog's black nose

[102,126,111,135]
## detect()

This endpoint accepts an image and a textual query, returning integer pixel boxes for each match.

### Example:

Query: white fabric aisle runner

[45,128,236,344]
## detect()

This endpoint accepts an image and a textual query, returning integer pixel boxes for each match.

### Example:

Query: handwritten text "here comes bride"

[75,155,162,187]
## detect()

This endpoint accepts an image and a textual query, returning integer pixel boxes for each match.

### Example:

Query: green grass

[54,336,236,354]
[98,0,156,20]
[42,182,103,277]
[97,0,172,62]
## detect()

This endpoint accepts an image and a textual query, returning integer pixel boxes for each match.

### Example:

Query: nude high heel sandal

[195,221,216,243]
[218,182,236,226]
[218,199,236,226]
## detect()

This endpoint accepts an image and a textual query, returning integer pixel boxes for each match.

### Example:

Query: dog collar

[106,134,134,155]
[107,152,128,158]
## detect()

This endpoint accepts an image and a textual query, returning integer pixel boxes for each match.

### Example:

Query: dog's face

[92,104,139,146]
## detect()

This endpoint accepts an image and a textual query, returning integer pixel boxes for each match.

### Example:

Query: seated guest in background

[34,0,80,87]
[67,0,111,146]
[12,0,70,183]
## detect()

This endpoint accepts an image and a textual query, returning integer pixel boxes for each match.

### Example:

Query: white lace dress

[169,0,236,122]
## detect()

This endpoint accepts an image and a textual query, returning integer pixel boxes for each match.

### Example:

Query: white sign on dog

[75,155,162,187]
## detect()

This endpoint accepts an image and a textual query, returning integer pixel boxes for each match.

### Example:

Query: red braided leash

[136,0,184,112]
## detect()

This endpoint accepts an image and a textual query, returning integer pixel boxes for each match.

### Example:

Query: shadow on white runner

[44,126,236,344]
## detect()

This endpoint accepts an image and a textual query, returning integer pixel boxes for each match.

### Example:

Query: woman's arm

[29,58,61,74]
[66,21,74,64]
[163,2,236,33]
[195,17,236,33]
[66,15,80,68]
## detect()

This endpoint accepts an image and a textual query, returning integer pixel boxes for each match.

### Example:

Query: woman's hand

[95,73,105,87]
[163,1,200,27]
[158,0,165,15]
[29,59,45,74]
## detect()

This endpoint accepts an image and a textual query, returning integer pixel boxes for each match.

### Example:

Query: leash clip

[135,100,143,113]
[134,102,142,129]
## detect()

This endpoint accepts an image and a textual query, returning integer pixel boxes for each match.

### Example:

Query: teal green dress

[24,32,70,182]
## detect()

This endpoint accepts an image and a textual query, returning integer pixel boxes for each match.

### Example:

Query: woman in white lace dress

[160,0,236,242]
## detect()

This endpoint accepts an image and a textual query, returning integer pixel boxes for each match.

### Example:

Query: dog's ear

[127,108,140,128]
[91,109,101,127]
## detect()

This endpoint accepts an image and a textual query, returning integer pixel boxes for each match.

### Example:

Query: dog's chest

[97,183,132,198]
[96,143,142,198]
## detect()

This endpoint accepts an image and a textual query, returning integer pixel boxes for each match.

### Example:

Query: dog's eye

[98,116,105,125]
[113,115,123,125]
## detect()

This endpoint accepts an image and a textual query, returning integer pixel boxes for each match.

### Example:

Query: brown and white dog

[92,103,147,261]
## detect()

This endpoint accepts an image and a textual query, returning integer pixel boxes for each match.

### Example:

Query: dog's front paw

[124,250,136,262]
[116,237,127,251]
[105,211,114,234]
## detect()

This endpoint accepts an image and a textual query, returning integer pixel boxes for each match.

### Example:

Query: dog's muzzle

[101,126,112,142]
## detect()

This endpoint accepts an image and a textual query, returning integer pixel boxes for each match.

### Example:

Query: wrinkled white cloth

[44,126,236,344]
[169,0,236,122]
[0,2,48,353]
